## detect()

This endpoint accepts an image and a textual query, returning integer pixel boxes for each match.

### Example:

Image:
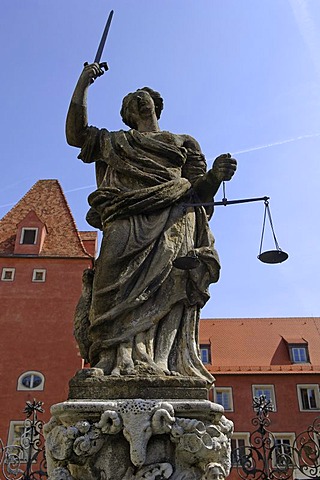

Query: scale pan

[258,250,288,264]
[173,255,200,270]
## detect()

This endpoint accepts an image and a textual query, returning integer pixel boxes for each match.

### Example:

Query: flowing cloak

[78,126,220,382]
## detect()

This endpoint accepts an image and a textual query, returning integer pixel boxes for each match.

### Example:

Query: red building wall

[0,256,92,442]
[213,372,320,432]
[0,180,97,444]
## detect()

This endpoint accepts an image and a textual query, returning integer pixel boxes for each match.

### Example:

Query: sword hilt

[99,62,109,72]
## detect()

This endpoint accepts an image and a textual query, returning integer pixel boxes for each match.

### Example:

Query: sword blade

[94,10,114,64]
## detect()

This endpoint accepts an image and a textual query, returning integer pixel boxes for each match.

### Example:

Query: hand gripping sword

[84,10,114,79]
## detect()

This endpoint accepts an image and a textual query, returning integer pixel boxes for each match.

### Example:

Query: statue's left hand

[211,153,237,183]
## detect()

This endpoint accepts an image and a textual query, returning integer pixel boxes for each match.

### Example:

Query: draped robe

[78,127,220,382]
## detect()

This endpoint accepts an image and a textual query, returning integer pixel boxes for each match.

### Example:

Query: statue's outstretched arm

[66,63,105,148]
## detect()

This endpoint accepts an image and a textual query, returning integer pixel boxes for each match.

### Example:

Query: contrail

[231,132,320,156]
[1,132,319,210]
[1,177,31,192]
[65,184,95,193]
[0,184,96,210]
[289,0,320,80]
[0,202,15,209]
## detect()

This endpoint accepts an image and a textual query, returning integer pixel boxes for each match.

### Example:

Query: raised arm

[66,63,105,148]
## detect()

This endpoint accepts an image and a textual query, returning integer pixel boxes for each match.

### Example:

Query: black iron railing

[0,400,47,480]
[232,395,320,479]
[1,397,320,479]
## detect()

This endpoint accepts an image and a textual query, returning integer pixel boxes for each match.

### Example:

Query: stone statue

[66,63,237,381]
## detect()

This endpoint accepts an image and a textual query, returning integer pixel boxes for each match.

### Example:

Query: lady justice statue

[66,63,237,383]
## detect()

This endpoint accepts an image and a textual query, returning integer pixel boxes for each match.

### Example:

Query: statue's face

[206,467,225,480]
[128,90,156,121]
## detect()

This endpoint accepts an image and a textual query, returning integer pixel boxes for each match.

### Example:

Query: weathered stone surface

[69,369,210,400]
[65,64,237,381]
[45,399,232,480]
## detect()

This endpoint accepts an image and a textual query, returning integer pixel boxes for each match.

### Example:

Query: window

[252,385,276,410]
[273,435,294,469]
[231,434,249,466]
[7,421,38,462]
[214,387,233,411]
[291,347,308,363]
[297,384,320,411]
[284,338,310,364]
[32,269,46,282]
[20,228,38,245]
[200,344,211,364]
[17,371,44,391]
[1,268,15,281]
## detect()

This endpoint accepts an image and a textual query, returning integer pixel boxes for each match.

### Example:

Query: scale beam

[186,195,270,207]
[179,194,288,265]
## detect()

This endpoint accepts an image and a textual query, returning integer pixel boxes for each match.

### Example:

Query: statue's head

[203,463,226,480]
[120,87,164,128]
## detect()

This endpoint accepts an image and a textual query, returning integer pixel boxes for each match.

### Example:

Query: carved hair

[120,87,164,128]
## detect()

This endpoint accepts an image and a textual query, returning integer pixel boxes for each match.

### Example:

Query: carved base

[45,395,233,480]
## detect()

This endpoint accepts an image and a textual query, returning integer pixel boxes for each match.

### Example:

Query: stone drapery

[76,127,220,382]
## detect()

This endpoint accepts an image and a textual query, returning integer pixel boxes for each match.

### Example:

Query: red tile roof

[0,180,94,258]
[199,317,320,374]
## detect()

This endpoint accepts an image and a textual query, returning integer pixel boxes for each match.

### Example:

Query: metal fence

[232,395,320,480]
[0,400,47,480]
[1,396,320,479]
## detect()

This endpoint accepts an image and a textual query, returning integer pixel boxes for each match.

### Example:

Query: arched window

[17,371,45,391]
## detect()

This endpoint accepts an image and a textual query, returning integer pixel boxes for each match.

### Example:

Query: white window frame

[32,269,46,283]
[1,267,15,281]
[252,384,277,411]
[214,387,234,411]
[273,433,295,469]
[17,371,45,391]
[20,227,38,245]
[7,421,39,463]
[297,384,320,411]
[231,433,250,466]
[291,346,309,363]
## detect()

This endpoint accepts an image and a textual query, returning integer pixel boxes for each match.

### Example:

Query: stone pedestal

[45,370,233,480]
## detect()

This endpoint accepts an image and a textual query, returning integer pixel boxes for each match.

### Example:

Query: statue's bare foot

[154,361,171,376]
[111,366,136,376]
[111,342,135,376]
[95,353,113,374]
[111,367,121,376]
[134,360,168,376]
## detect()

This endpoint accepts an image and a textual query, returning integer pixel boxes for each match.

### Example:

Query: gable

[0,180,92,258]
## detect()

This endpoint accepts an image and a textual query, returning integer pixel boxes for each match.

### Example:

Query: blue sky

[1,0,320,319]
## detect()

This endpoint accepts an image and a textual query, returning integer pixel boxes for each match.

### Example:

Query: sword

[84,10,114,79]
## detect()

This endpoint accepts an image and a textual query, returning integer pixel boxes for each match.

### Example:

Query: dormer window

[282,336,310,364]
[14,212,46,255]
[20,227,38,245]
[200,344,211,364]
